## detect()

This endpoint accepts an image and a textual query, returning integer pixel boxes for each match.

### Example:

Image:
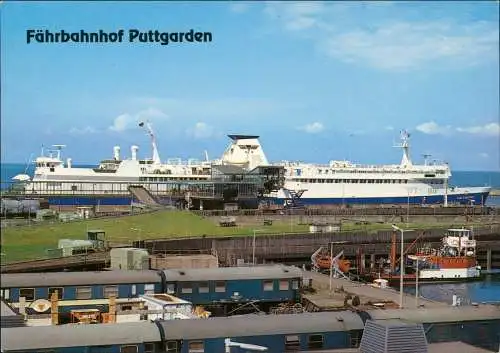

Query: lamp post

[406,187,412,227]
[415,256,419,307]
[391,224,405,309]
[252,230,262,266]
[329,241,333,293]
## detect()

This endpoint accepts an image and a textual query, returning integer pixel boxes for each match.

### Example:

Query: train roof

[1,270,160,288]
[0,322,161,351]
[366,305,500,323]
[160,311,364,339]
[162,265,303,282]
[0,312,363,350]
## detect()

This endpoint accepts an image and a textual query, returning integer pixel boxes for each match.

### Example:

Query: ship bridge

[220,135,269,171]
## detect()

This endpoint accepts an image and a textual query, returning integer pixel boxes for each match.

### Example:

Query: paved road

[303,271,447,309]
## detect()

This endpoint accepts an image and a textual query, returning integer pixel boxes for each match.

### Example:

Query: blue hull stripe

[46,192,489,206]
[272,192,490,206]
[48,196,132,206]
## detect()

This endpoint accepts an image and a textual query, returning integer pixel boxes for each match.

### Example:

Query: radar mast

[393,130,412,168]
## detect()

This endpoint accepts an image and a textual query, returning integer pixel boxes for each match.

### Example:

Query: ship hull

[48,196,133,206]
[372,275,484,285]
[363,272,484,285]
[42,190,490,207]
[364,262,482,285]
[44,195,260,209]
[272,190,490,206]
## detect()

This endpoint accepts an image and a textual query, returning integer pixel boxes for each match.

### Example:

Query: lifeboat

[314,254,351,273]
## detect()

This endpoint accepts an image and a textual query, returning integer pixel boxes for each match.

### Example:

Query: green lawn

[1,211,309,262]
[0,210,482,263]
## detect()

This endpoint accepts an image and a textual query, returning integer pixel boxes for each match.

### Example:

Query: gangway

[283,188,306,208]
[128,185,159,206]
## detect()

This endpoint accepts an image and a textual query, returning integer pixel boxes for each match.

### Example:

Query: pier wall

[3,225,499,273]
[141,225,500,269]
[194,205,497,217]
[206,214,499,228]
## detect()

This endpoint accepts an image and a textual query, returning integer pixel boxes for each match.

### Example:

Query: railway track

[0,252,109,273]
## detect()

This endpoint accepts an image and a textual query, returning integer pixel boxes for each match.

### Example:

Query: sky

[1,1,499,171]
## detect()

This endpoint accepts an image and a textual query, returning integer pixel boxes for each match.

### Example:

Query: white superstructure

[410,228,481,280]
[268,131,490,205]
[19,122,214,196]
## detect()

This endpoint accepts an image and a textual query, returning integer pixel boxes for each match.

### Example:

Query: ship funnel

[67,158,72,168]
[131,145,139,161]
[113,146,121,161]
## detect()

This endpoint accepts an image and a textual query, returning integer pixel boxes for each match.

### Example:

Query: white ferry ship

[220,131,491,207]
[12,123,491,207]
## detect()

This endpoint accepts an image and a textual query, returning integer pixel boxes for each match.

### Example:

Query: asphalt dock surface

[302,271,448,310]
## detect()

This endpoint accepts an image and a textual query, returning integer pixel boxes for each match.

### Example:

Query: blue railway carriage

[0,270,162,314]
[161,265,303,315]
[0,321,162,353]
[0,311,364,353]
[159,311,364,352]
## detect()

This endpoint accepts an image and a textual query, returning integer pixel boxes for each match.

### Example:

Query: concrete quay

[302,271,449,311]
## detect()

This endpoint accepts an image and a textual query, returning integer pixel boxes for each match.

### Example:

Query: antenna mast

[52,145,66,161]
[393,130,413,168]
[422,154,432,166]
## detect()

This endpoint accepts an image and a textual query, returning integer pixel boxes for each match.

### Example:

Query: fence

[193,205,497,217]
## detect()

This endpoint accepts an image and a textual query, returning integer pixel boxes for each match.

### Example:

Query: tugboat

[365,228,482,285]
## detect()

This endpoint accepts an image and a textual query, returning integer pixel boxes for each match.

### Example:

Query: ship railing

[164,158,208,166]
[275,161,448,171]
[290,169,447,174]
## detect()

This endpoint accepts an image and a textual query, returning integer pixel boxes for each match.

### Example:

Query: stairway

[1,301,25,328]
[128,185,159,206]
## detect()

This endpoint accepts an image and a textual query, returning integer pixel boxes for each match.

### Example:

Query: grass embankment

[0,210,483,263]
[1,211,307,262]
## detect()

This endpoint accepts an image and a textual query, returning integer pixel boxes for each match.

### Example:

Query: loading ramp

[128,185,159,206]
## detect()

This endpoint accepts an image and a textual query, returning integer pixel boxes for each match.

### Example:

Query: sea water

[403,274,500,305]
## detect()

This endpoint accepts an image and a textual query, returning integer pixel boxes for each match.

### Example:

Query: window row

[290,178,411,184]
[173,279,300,294]
[139,177,209,182]
[299,169,446,175]
[7,333,360,353]
[16,284,155,301]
